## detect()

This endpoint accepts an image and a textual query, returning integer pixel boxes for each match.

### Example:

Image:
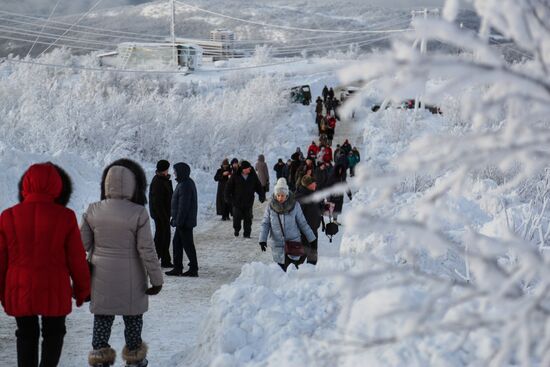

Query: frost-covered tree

[335,0,550,365]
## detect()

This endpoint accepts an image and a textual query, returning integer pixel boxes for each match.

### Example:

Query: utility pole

[411,8,439,111]
[170,0,177,67]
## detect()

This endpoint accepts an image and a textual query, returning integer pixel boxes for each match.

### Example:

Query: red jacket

[0,164,90,317]
[307,144,319,157]
[323,147,333,163]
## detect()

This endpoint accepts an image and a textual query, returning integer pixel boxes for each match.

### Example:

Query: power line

[0,26,121,48]
[39,0,105,56]
[0,34,108,52]
[229,15,412,43]
[175,1,412,34]
[26,0,62,57]
[0,16,165,43]
[0,10,168,40]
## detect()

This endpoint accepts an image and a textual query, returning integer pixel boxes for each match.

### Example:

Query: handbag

[87,248,94,275]
[277,213,305,257]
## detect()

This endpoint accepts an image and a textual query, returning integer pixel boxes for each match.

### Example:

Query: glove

[145,285,162,295]
[259,242,267,252]
[170,218,176,227]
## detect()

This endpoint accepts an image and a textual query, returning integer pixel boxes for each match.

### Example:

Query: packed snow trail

[0,202,272,367]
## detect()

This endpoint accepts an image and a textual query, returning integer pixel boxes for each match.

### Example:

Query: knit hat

[230,158,239,165]
[274,178,289,196]
[222,158,229,166]
[240,160,252,169]
[156,160,170,172]
[301,175,316,188]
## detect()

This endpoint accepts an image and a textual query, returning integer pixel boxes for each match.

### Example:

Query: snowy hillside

[0,0,484,58]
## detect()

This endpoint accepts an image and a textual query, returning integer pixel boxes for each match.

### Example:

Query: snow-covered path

[0,202,272,367]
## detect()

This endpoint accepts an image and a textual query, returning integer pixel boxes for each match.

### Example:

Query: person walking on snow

[225,161,265,238]
[214,159,232,221]
[255,154,270,194]
[348,150,360,177]
[166,162,199,277]
[149,160,173,268]
[341,139,352,156]
[81,159,163,367]
[322,85,329,102]
[230,158,239,177]
[0,163,91,367]
[259,178,316,271]
[307,141,320,161]
[273,158,286,180]
[315,97,323,115]
[327,164,352,224]
[295,175,323,265]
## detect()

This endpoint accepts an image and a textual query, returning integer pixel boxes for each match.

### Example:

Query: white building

[98,42,203,70]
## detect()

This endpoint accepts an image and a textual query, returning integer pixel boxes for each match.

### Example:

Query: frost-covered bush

[0,49,289,171]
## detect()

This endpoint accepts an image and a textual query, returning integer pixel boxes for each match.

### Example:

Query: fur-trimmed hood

[18,162,73,207]
[100,158,147,206]
[269,192,296,214]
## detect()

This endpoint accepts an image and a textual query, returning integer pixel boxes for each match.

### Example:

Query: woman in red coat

[0,163,91,367]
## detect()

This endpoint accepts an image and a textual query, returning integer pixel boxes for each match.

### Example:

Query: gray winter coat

[259,194,316,264]
[80,166,163,316]
[255,155,269,188]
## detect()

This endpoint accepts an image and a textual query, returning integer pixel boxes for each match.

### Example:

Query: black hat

[240,160,252,169]
[156,160,170,172]
[230,158,239,165]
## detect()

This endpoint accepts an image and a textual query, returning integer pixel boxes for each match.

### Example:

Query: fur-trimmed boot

[122,342,148,367]
[88,347,116,367]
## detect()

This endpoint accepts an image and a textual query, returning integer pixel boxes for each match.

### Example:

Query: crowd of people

[0,86,361,367]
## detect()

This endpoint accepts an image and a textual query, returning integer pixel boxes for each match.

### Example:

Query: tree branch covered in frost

[334,0,550,365]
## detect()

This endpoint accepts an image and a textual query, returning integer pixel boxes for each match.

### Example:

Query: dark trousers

[302,232,318,265]
[233,206,253,236]
[92,315,143,351]
[15,316,66,367]
[173,226,198,271]
[222,202,231,220]
[278,255,306,272]
[154,218,171,265]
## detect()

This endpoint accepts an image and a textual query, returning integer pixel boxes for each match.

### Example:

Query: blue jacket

[171,162,197,228]
[259,194,316,264]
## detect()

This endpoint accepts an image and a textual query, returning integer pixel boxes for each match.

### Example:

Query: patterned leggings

[92,315,143,351]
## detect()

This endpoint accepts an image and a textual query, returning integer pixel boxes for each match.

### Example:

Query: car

[290,85,312,105]
[371,99,442,114]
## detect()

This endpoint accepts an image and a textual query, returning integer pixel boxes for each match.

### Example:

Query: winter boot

[122,343,148,367]
[182,269,198,277]
[165,268,183,276]
[88,347,116,367]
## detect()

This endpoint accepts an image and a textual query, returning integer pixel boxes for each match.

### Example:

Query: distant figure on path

[214,159,232,221]
[225,160,265,238]
[167,162,198,277]
[149,159,173,268]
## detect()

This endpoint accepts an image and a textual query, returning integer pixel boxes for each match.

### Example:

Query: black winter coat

[273,162,286,180]
[295,185,322,232]
[225,169,265,210]
[149,174,173,222]
[214,166,231,215]
[172,163,198,228]
[315,168,330,191]
[327,165,351,214]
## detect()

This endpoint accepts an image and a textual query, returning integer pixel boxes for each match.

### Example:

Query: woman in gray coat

[259,178,316,271]
[81,159,163,367]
